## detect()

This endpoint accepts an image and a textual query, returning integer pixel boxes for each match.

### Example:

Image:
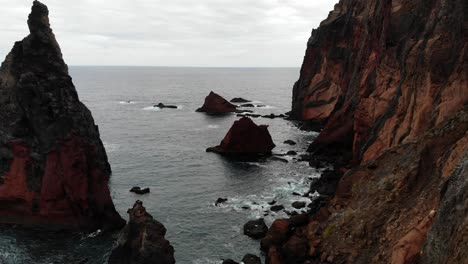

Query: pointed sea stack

[206,117,275,159]
[196,91,237,114]
[0,1,125,230]
[108,201,175,264]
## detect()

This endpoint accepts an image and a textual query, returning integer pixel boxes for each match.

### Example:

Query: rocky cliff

[280,0,467,263]
[0,1,125,230]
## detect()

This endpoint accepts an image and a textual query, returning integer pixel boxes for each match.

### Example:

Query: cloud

[0,0,338,66]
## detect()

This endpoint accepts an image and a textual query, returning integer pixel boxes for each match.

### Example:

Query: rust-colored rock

[261,219,291,251]
[0,1,124,230]
[291,0,467,165]
[206,117,275,158]
[196,91,237,114]
[108,201,175,264]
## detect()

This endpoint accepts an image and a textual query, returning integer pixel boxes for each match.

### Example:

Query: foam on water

[142,106,161,111]
[119,101,136,104]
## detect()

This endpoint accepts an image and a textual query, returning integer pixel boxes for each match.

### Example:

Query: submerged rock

[270,205,284,212]
[243,218,268,239]
[129,187,150,195]
[283,140,296,145]
[215,197,228,206]
[196,91,237,114]
[206,117,275,159]
[0,1,124,230]
[230,97,251,103]
[155,103,177,109]
[291,201,306,209]
[242,254,262,264]
[108,201,175,264]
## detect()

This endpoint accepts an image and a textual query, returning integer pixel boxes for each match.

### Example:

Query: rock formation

[196,91,237,114]
[0,1,125,230]
[206,117,275,158]
[272,0,468,263]
[108,201,175,264]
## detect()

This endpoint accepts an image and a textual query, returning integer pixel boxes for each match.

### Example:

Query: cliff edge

[279,0,467,263]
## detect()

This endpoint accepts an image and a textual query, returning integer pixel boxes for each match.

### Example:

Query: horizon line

[68,65,301,68]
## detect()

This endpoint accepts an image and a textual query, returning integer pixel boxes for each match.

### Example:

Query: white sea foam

[193,258,222,264]
[103,142,120,153]
[142,106,161,111]
[119,101,135,104]
[207,125,219,129]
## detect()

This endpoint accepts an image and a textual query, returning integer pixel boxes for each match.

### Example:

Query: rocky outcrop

[0,1,124,230]
[276,0,468,263]
[291,0,467,165]
[108,201,175,264]
[196,91,237,114]
[206,117,275,158]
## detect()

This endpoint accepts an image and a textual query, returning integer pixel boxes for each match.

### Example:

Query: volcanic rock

[283,140,296,145]
[239,103,255,108]
[221,259,239,264]
[243,218,268,239]
[196,91,237,114]
[215,198,228,206]
[241,254,261,264]
[291,201,306,209]
[206,117,275,158]
[129,187,150,195]
[0,1,124,230]
[270,205,284,212]
[108,201,175,264]
[155,103,177,109]
[230,97,251,103]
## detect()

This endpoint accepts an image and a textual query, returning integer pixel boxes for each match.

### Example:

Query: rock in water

[108,201,175,264]
[0,1,125,230]
[206,117,275,158]
[230,97,251,103]
[243,218,268,239]
[196,91,237,114]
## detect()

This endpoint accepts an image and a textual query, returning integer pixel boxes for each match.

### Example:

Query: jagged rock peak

[28,1,50,33]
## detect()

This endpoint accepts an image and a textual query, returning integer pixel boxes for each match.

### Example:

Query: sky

[0,0,338,67]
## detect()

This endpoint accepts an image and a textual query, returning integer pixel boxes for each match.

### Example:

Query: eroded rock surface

[0,1,124,230]
[108,201,175,264]
[206,117,275,158]
[196,91,237,114]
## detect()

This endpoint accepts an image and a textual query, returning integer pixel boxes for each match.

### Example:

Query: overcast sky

[0,0,337,67]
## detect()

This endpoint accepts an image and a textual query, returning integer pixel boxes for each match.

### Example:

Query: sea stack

[108,201,175,264]
[196,91,237,114]
[206,117,275,158]
[0,1,125,230]
[267,0,468,263]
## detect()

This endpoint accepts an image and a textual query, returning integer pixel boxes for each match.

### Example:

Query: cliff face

[291,0,467,164]
[280,0,467,263]
[0,1,125,230]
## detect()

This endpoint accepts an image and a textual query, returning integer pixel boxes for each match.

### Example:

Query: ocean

[0,67,321,264]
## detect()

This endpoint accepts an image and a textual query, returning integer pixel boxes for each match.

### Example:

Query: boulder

[292,201,306,209]
[242,254,261,264]
[196,91,237,114]
[270,205,284,212]
[215,198,228,206]
[261,219,291,250]
[130,187,150,195]
[108,201,175,264]
[155,103,177,109]
[230,97,251,103]
[283,140,296,145]
[206,117,275,158]
[222,259,239,264]
[286,150,297,156]
[0,1,124,231]
[243,218,268,239]
[240,103,255,108]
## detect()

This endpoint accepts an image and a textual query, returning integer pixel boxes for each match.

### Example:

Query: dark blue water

[0,67,321,264]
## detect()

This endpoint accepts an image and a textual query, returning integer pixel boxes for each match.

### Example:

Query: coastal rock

[221,259,239,264]
[241,254,261,264]
[286,150,297,156]
[283,140,296,145]
[270,205,284,212]
[230,97,251,103]
[155,103,177,109]
[239,103,255,108]
[206,117,275,158]
[0,1,124,230]
[261,219,291,250]
[129,187,150,195]
[291,201,306,209]
[243,218,268,239]
[215,197,228,206]
[196,91,237,114]
[108,201,175,264]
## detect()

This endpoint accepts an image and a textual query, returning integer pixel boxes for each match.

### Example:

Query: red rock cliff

[0,1,125,230]
[291,0,467,164]
[273,0,468,263]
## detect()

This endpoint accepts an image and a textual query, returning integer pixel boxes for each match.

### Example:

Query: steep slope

[0,1,125,230]
[291,0,467,165]
[274,0,468,263]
